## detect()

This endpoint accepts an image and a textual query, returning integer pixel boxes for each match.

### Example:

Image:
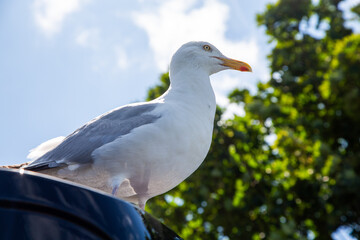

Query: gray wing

[25,103,161,171]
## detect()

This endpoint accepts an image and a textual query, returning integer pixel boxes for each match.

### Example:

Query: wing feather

[25,103,161,170]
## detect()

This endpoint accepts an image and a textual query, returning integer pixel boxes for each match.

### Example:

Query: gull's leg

[112,185,119,195]
[138,198,147,210]
[110,175,125,196]
[130,163,151,210]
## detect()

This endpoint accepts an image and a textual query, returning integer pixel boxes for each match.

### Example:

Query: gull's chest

[140,102,215,191]
[157,101,216,159]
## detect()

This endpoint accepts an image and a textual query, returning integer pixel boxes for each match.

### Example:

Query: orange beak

[214,56,252,72]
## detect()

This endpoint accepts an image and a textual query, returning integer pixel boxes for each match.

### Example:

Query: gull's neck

[162,68,216,106]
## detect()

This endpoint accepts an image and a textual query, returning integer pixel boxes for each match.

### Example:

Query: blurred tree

[146,0,360,239]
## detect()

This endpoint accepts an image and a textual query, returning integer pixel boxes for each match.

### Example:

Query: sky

[0,0,275,165]
[0,1,359,238]
[0,0,358,159]
[1,0,359,161]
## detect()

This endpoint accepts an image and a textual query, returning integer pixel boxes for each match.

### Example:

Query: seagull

[5,41,251,209]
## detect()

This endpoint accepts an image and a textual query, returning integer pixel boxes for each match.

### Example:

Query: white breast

[51,69,217,205]
[90,95,215,198]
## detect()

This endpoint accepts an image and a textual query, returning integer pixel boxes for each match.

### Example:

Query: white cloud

[212,74,247,119]
[75,28,99,48]
[115,46,130,70]
[212,74,244,96]
[132,0,267,108]
[133,0,258,72]
[33,0,86,36]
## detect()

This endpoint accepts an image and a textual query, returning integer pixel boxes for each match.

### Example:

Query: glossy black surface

[0,169,182,240]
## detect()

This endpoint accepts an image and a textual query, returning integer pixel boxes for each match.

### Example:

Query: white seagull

[6,41,252,209]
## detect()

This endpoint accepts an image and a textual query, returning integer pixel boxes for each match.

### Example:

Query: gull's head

[170,41,252,76]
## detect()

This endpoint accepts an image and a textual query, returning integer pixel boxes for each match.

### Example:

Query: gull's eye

[203,45,211,51]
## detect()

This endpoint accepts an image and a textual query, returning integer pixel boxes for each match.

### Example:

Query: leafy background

[145,0,360,239]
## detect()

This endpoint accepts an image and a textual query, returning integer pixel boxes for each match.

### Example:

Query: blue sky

[0,0,275,164]
[1,0,358,163]
[0,1,359,238]
[0,0,358,163]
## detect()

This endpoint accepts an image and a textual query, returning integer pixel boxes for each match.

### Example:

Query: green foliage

[352,3,360,18]
[145,1,360,239]
[146,72,170,101]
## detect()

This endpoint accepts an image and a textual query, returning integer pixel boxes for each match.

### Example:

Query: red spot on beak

[240,66,249,72]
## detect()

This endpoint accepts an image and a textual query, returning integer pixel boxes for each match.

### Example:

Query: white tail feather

[27,136,65,161]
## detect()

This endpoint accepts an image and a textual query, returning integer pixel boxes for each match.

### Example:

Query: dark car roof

[0,168,182,240]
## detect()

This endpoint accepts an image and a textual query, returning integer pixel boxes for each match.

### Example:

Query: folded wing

[25,103,161,171]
